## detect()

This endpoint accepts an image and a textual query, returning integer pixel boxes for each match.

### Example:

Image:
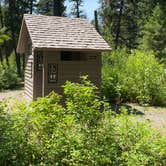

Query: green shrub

[102,49,127,102]
[153,83,166,106]
[0,67,20,90]
[63,75,101,126]
[124,50,166,105]
[0,77,166,165]
[0,52,23,90]
[102,50,166,106]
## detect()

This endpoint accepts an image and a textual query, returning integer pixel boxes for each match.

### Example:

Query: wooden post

[42,54,45,97]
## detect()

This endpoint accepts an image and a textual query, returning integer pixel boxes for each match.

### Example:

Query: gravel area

[129,103,166,135]
[0,89,25,102]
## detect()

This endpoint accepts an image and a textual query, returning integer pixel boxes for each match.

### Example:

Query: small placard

[48,64,58,83]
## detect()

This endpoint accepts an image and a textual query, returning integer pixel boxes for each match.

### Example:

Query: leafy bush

[102,49,128,103]
[0,77,166,165]
[0,67,20,90]
[102,50,166,106]
[124,50,166,105]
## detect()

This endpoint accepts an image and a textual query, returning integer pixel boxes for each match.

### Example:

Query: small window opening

[61,51,86,61]
[48,64,58,83]
[88,55,97,60]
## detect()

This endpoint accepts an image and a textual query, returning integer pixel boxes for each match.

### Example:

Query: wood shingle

[17,14,111,53]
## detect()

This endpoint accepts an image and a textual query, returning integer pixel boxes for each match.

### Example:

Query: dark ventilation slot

[61,51,86,61]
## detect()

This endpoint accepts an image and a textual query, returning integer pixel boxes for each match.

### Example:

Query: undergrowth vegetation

[102,49,166,106]
[0,77,166,165]
[0,54,21,90]
[0,67,20,90]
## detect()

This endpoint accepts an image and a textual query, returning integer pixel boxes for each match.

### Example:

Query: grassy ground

[0,89,166,135]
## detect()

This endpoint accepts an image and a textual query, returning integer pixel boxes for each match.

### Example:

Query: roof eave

[33,47,112,52]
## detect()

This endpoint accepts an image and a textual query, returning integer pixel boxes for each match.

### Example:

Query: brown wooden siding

[34,51,101,98]
[24,37,33,100]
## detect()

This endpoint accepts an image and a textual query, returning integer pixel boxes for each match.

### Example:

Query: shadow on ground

[110,103,145,115]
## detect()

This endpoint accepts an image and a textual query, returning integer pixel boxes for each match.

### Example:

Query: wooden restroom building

[17,14,111,100]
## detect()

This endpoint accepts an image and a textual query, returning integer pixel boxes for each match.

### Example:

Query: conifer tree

[69,0,85,18]
[53,0,66,16]
[3,0,33,74]
[141,4,166,62]
[99,0,139,50]
[37,0,66,16]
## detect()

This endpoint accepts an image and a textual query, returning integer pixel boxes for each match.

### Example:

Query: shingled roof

[17,14,111,53]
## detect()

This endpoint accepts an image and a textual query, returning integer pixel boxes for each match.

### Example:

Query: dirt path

[0,89,25,102]
[129,103,166,135]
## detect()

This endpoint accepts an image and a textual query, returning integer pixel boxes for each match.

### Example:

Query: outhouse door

[35,52,59,98]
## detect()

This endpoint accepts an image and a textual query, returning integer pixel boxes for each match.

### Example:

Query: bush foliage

[0,77,166,165]
[0,54,21,90]
[0,67,20,90]
[102,50,166,106]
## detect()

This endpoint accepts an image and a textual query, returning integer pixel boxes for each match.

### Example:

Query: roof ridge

[23,14,88,21]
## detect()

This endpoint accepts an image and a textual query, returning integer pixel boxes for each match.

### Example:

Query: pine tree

[69,0,85,18]
[3,0,31,75]
[53,0,66,16]
[37,0,53,16]
[37,0,66,16]
[99,0,139,50]
[0,4,10,66]
[29,0,37,14]
[141,4,166,62]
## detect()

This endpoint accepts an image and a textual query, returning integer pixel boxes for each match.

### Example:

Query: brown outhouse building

[17,14,111,100]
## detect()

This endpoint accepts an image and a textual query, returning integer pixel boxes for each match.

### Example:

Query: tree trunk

[0,48,4,68]
[94,10,99,33]
[4,42,10,67]
[0,3,3,27]
[53,0,61,16]
[5,53,9,67]
[8,0,21,76]
[76,1,80,18]
[115,0,124,50]
[0,3,3,66]
[30,0,33,14]
[12,30,21,76]
[14,49,21,76]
